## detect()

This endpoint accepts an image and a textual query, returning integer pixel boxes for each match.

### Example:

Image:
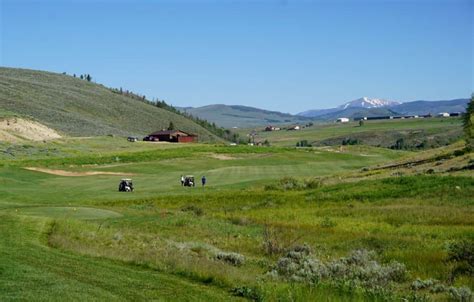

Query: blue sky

[1,0,472,113]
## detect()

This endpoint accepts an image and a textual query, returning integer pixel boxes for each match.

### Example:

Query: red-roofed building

[144,130,197,143]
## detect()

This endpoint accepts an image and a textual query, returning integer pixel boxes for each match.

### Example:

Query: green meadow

[0,128,473,301]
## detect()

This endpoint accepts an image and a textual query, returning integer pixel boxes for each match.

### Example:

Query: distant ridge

[179,104,312,128]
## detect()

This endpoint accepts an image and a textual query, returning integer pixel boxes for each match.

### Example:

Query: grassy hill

[0,67,219,141]
[179,104,312,128]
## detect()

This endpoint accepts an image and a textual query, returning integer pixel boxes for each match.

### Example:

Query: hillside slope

[0,68,218,141]
[179,104,311,128]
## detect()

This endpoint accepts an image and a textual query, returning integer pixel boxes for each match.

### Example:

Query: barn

[144,130,197,143]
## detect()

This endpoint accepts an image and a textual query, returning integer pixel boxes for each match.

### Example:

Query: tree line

[62,72,92,81]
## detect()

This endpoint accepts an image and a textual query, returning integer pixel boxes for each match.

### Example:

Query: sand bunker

[25,167,134,177]
[0,118,61,143]
[209,154,238,160]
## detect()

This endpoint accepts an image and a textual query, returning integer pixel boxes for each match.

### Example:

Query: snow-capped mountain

[338,97,400,109]
[298,98,468,119]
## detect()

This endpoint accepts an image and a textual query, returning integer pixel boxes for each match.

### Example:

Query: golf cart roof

[121,178,132,181]
[185,175,194,177]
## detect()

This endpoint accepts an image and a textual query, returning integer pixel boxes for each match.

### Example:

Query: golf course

[1,108,473,301]
[2,0,473,299]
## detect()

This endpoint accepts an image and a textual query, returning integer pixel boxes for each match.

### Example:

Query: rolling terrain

[239,117,464,149]
[0,68,218,141]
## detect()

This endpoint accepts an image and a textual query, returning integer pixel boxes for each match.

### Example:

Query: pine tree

[86,74,92,82]
[167,121,175,130]
[463,95,474,151]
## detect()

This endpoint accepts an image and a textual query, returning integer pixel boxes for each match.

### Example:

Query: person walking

[180,175,184,186]
[201,175,206,187]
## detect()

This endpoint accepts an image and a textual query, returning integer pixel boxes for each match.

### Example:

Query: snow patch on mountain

[339,97,400,109]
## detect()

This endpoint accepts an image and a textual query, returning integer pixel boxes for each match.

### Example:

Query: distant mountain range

[177,104,312,128]
[299,97,469,120]
[178,97,469,128]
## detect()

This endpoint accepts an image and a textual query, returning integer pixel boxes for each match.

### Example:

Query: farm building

[144,130,197,143]
[287,125,301,130]
[437,112,450,117]
[336,117,350,123]
[265,125,281,131]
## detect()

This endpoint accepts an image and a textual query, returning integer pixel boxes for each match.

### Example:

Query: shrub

[262,225,284,255]
[446,239,474,281]
[268,248,407,289]
[279,176,299,190]
[411,278,438,291]
[215,252,245,266]
[448,286,472,302]
[268,244,328,283]
[266,177,323,191]
[231,286,263,301]
[446,239,474,266]
[304,178,321,189]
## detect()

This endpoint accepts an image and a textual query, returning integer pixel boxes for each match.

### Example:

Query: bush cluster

[264,177,322,191]
[215,252,245,266]
[268,247,407,289]
[448,286,473,302]
[231,286,263,301]
[446,239,474,281]
[410,278,472,300]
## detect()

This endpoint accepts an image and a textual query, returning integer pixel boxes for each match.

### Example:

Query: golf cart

[184,175,195,187]
[119,178,134,192]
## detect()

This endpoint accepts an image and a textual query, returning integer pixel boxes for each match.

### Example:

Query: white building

[336,117,350,123]
[438,112,450,117]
